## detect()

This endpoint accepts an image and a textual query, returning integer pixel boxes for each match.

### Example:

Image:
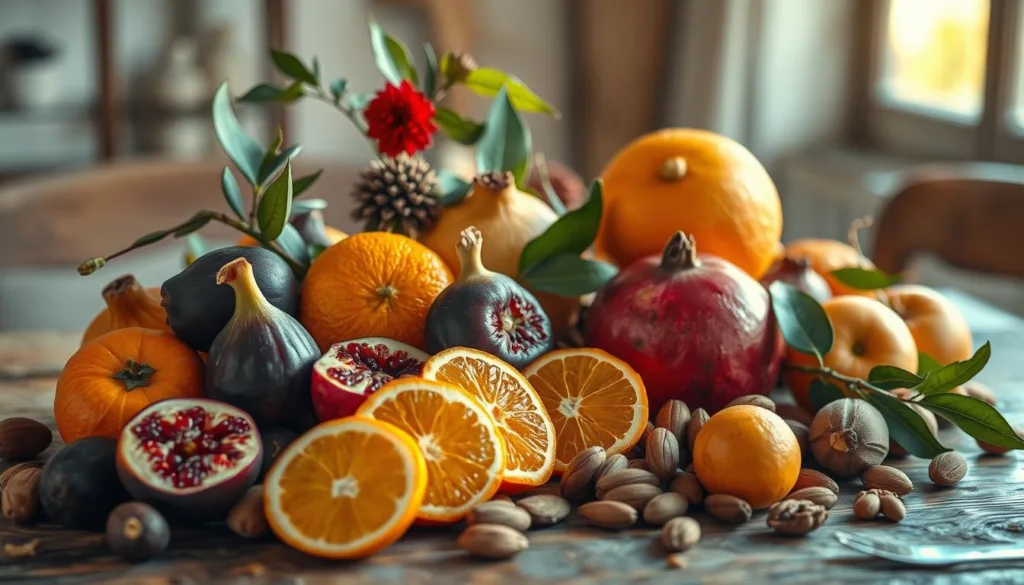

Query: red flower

[364,80,438,157]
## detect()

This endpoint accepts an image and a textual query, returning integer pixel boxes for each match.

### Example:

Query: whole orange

[55,327,205,443]
[692,405,801,509]
[886,284,973,364]
[596,128,782,279]
[300,232,453,351]
[785,296,918,412]
[784,238,876,297]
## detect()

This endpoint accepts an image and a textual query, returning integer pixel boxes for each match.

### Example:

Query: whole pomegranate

[585,232,783,414]
[759,256,832,304]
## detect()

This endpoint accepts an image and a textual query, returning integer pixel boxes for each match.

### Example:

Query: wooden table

[2,289,1024,584]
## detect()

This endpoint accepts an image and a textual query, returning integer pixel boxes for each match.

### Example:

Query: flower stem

[307,87,370,135]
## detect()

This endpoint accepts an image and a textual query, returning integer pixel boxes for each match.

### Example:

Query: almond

[560,446,606,501]
[458,523,529,558]
[669,471,704,505]
[655,400,690,443]
[227,485,268,538]
[861,465,913,496]
[792,468,839,494]
[594,453,628,484]
[852,490,881,519]
[660,516,700,552]
[596,468,660,499]
[929,451,968,487]
[467,501,532,532]
[879,493,906,522]
[725,395,776,412]
[784,486,837,510]
[646,428,680,481]
[602,483,663,510]
[704,494,751,524]
[687,408,709,452]
[0,418,52,461]
[578,500,638,530]
[642,492,688,525]
[516,494,570,526]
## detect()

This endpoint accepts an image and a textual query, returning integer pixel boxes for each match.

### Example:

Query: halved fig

[115,398,262,522]
[310,337,429,421]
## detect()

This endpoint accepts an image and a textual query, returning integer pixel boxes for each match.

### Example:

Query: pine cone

[351,154,439,238]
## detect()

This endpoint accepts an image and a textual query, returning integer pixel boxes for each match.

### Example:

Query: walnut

[765,499,828,536]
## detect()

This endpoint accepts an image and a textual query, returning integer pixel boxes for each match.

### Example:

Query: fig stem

[660,232,700,271]
[216,257,272,316]
[456,226,491,279]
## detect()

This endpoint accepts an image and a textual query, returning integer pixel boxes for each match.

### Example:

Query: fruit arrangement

[2,13,1020,571]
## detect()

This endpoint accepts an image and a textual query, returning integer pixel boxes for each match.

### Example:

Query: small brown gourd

[82,275,170,345]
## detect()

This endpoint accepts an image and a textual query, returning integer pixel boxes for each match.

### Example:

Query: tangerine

[784,238,876,297]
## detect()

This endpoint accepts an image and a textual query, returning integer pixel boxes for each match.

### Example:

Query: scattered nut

[516,494,571,526]
[560,446,606,501]
[784,486,837,510]
[655,400,691,443]
[809,399,890,478]
[929,451,968,487]
[1,465,41,523]
[852,490,881,520]
[641,422,655,450]
[643,492,689,525]
[578,500,638,530]
[792,468,839,494]
[660,516,700,552]
[628,458,651,471]
[964,380,996,406]
[601,483,663,510]
[687,409,709,452]
[667,553,690,568]
[879,493,906,522]
[775,404,813,425]
[467,501,532,532]
[977,427,1024,455]
[226,485,268,539]
[646,428,680,481]
[669,471,704,506]
[594,453,628,484]
[0,417,53,460]
[457,523,529,559]
[785,419,810,457]
[596,468,660,499]
[0,461,41,490]
[2,538,40,558]
[704,494,752,525]
[725,395,776,412]
[861,465,913,495]
[766,499,828,536]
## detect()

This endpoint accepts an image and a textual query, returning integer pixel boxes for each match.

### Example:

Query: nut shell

[0,418,53,460]
[792,468,839,494]
[594,453,628,484]
[457,523,529,559]
[655,400,691,443]
[578,500,638,530]
[646,428,680,481]
[660,516,700,552]
[928,451,968,486]
[861,465,913,496]
[704,494,752,524]
[766,499,828,536]
[467,501,532,532]
[601,483,663,510]
[595,468,660,499]
[725,395,776,412]
[516,494,570,526]
[853,491,881,519]
[642,492,689,525]
[1,466,41,523]
[809,399,889,478]
[560,446,606,501]
[227,486,269,539]
[784,419,810,458]
[784,486,837,510]
[669,471,704,506]
[879,493,906,522]
[687,408,709,452]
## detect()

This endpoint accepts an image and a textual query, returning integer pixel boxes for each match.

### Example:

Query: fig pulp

[206,257,321,430]
[310,337,429,421]
[161,246,300,352]
[39,436,130,531]
[424,226,553,369]
[115,398,262,521]
[585,232,784,414]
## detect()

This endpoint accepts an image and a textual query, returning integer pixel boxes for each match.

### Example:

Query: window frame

[859,0,1024,163]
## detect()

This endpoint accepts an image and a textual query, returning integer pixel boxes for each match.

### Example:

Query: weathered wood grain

[0,292,1023,584]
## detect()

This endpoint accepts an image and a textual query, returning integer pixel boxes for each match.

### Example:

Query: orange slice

[523,348,649,473]
[421,347,556,493]
[355,378,506,523]
[263,416,427,560]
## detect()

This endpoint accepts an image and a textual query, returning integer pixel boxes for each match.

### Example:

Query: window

[863,0,1024,162]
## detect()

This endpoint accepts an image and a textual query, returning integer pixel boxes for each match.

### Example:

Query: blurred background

[0,0,1022,331]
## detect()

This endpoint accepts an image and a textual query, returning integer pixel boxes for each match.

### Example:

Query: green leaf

[435,107,484,145]
[919,393,1024,449]
[173,212,211,237]
[133,229,171,247]
[830,267,902,291]
[213,83,264,185]
[768,281,834,357]
[291,198,328,215]
[220,167,245,219]
[436,170,471,206]
[258,144,302,185]
[867,365,924,391]
[329,79,348,104]
[518,180,602,275]
[271,50,318,85]
[257,128,284,183]
[238,83,286,103]
[185,233,208,264]
[312,57,321,82]
[292,170,323,198]
[423,43,438,97]
[257,162,293,241]
[476,85,532,185]
[918,353,943,375]
[464,68,560,117]
[522,254,617,297]
[276,81,305,103]
[864,389,948,458]
[915,343,991,395]
[809,378,846,411]
[276,223,311,266]
[368,18,417,85]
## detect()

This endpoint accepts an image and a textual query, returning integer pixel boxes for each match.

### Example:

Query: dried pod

[516,494,571,526]
[725,395,776,412]
[852,490,881,520]
[457,523,529,559]
[766,499,828,536]
[655,400,691,443]
[669,471,704,506]
[646,428,681,481]
[704,494,752,525]
[784,486,837,510]
[467,501,532,532]
[785,419,810,458]
[879,493,906,522]
[861,465,913,496]
[977,427,1024,455]
[227,486,269,539]
[1,466,42,523]
[687,408,709,452]
[595,468,660,499]
[792,468,839,494]
[578,500,638,530]
[929,451,968,487]
[628,458,651,471]
[0,417,53,460]
[642,492,689,525]
[602,483,663,511]
[560,446,606,501]
[809,399,889,477]
[660,516,700,552]
[594,453,628,484]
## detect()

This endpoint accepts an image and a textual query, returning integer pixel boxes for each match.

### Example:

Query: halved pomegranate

[310,337,429,421]
[115,398,262,521]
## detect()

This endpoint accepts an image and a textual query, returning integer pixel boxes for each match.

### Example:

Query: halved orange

[523,348,649,473]
[355,378,506,523]
[263,416,427,560]
[421,347,556,493]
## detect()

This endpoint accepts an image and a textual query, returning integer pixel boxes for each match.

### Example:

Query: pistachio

[792,468,839,494]
[861,465,913,496]
[725,395,776,412]
[669,470,704,506]
[467,501,532,532]
[0,417,52,461]
[594,453,628,484]
[227,485,268,539]
[785,419,810,457]
[1,465,41,523]
[642,492,689,525]
[560,446,606,501]
[766,499,828,536]
[516,494,571,527]
[578,500,638,530]
[646,428,680,481]
[929,451,968,487]
[784,486,837,510]
[704,494,751,525]
[687,408,709,452]
[596,468,660,499]
[660,516,700,552]
[457,523,529,559]
[655,400,691,443]
[852,490,881,520]
[602,483,663,511]
[879,493,906,522]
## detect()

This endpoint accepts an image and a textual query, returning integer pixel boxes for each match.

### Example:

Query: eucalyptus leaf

[435,107,484,145]
[914,343,991,395]
[292,170,323,198]
[271,50,318,85]
[275,81,305,103]
[212,83,264,185]
[830,267,901,290]
[220,167,245,219]
[522,254,617,297]
[464,67,560,117]
[768,281,834,358]
[867,365,924,391]
[864,389,948,458]
[368,18,416,85]
[919,392,1024,449]
[172,212,211,237]
[291,199,328,214]
[518,180,602,275]
[476,85,532,185]
[330,79,348,104]
[275,223,311,266]
[257,162,293,241]
[918,352,943,375]
[257,128,284,184]
[809,378,846,412]
[436,170,472,206]
[258,144,302,185]
[423,43,438,97]
[237,83,285,103]
[133,229,171,247]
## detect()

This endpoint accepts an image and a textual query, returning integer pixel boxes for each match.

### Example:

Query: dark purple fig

[760,256,832,303]
[161,246,300,352]
[206,257,321,430]
[106,502,170,561]
[425,226,553,369]
[290,207,334,248]
[39,437,129,531]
